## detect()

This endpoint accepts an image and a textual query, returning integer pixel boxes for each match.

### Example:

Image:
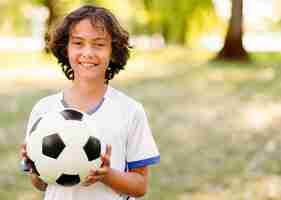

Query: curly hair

[47,5,130,83]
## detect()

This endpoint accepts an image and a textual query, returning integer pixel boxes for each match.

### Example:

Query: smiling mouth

[79,63,98,68]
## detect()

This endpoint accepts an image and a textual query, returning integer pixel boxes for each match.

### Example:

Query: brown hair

[47,5,130,82]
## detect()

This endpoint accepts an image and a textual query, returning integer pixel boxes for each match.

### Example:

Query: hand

[30,168,48,191]
[20,143,32,172]
[82,144,112,186]
[20,143,28,160]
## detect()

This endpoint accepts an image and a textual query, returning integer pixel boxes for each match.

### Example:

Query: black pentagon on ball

[29,117,43,135]
[83,136,101,161]
[60,109,83,121]
[42,133,66,159]
[56,174,80,186]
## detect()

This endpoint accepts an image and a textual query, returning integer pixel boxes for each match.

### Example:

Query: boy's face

[67,18,112,83]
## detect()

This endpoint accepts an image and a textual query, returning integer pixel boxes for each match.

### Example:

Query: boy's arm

[82,145,149,197]
[20,143,48,192]
[30,170,48,192]
[101,166,148,197]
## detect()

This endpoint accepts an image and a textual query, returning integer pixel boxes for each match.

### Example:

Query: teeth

[80,63,96,67]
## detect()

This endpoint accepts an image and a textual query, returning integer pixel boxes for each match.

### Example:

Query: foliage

[0,0,30,35]
[0,0,90,36]
[0,0,218,46]
[131,0,217,45]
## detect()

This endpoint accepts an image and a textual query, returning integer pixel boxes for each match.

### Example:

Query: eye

[95,43,106,47]
[71,41,82,46]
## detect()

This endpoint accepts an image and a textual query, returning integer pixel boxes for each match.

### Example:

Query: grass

[1,48,281,199]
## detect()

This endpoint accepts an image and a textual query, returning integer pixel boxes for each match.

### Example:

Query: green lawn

[2,48,281,199]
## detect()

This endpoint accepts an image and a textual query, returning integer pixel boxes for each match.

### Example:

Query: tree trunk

[216,0,249,61]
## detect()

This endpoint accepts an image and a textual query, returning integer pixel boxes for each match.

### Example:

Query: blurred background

[2,0,281,199]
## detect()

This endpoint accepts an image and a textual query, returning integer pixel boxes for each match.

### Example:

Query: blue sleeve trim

[127,155,160,169]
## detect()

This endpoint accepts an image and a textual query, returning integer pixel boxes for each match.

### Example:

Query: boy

[20,5,160,200]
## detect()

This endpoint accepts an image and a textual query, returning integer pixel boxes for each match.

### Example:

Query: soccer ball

[26,108,104,186]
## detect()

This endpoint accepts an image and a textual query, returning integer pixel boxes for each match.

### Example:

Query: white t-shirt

[25,86,160,200]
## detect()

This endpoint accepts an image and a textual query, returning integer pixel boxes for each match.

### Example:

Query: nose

[81,45,94,59]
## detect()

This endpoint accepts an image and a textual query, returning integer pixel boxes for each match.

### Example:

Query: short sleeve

[126,104,160,170]
[24,101,45,142]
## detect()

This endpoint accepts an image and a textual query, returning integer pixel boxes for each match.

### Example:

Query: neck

[71,79,107,99]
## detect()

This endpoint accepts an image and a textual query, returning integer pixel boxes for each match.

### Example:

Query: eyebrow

[70,35,108,41]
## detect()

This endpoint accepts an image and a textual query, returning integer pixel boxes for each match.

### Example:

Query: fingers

[82,168,108,186]
[20,143,28,159]
[21,143,26,150]
[85,174,105,182]
[82,144,112,187]
[20,143,33,173]
[105,144,112,157]
[101,144,111,167]
[81,181,92,187]
[90,168,107,176]
[82,174,105,186]
[20,143,31,162]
